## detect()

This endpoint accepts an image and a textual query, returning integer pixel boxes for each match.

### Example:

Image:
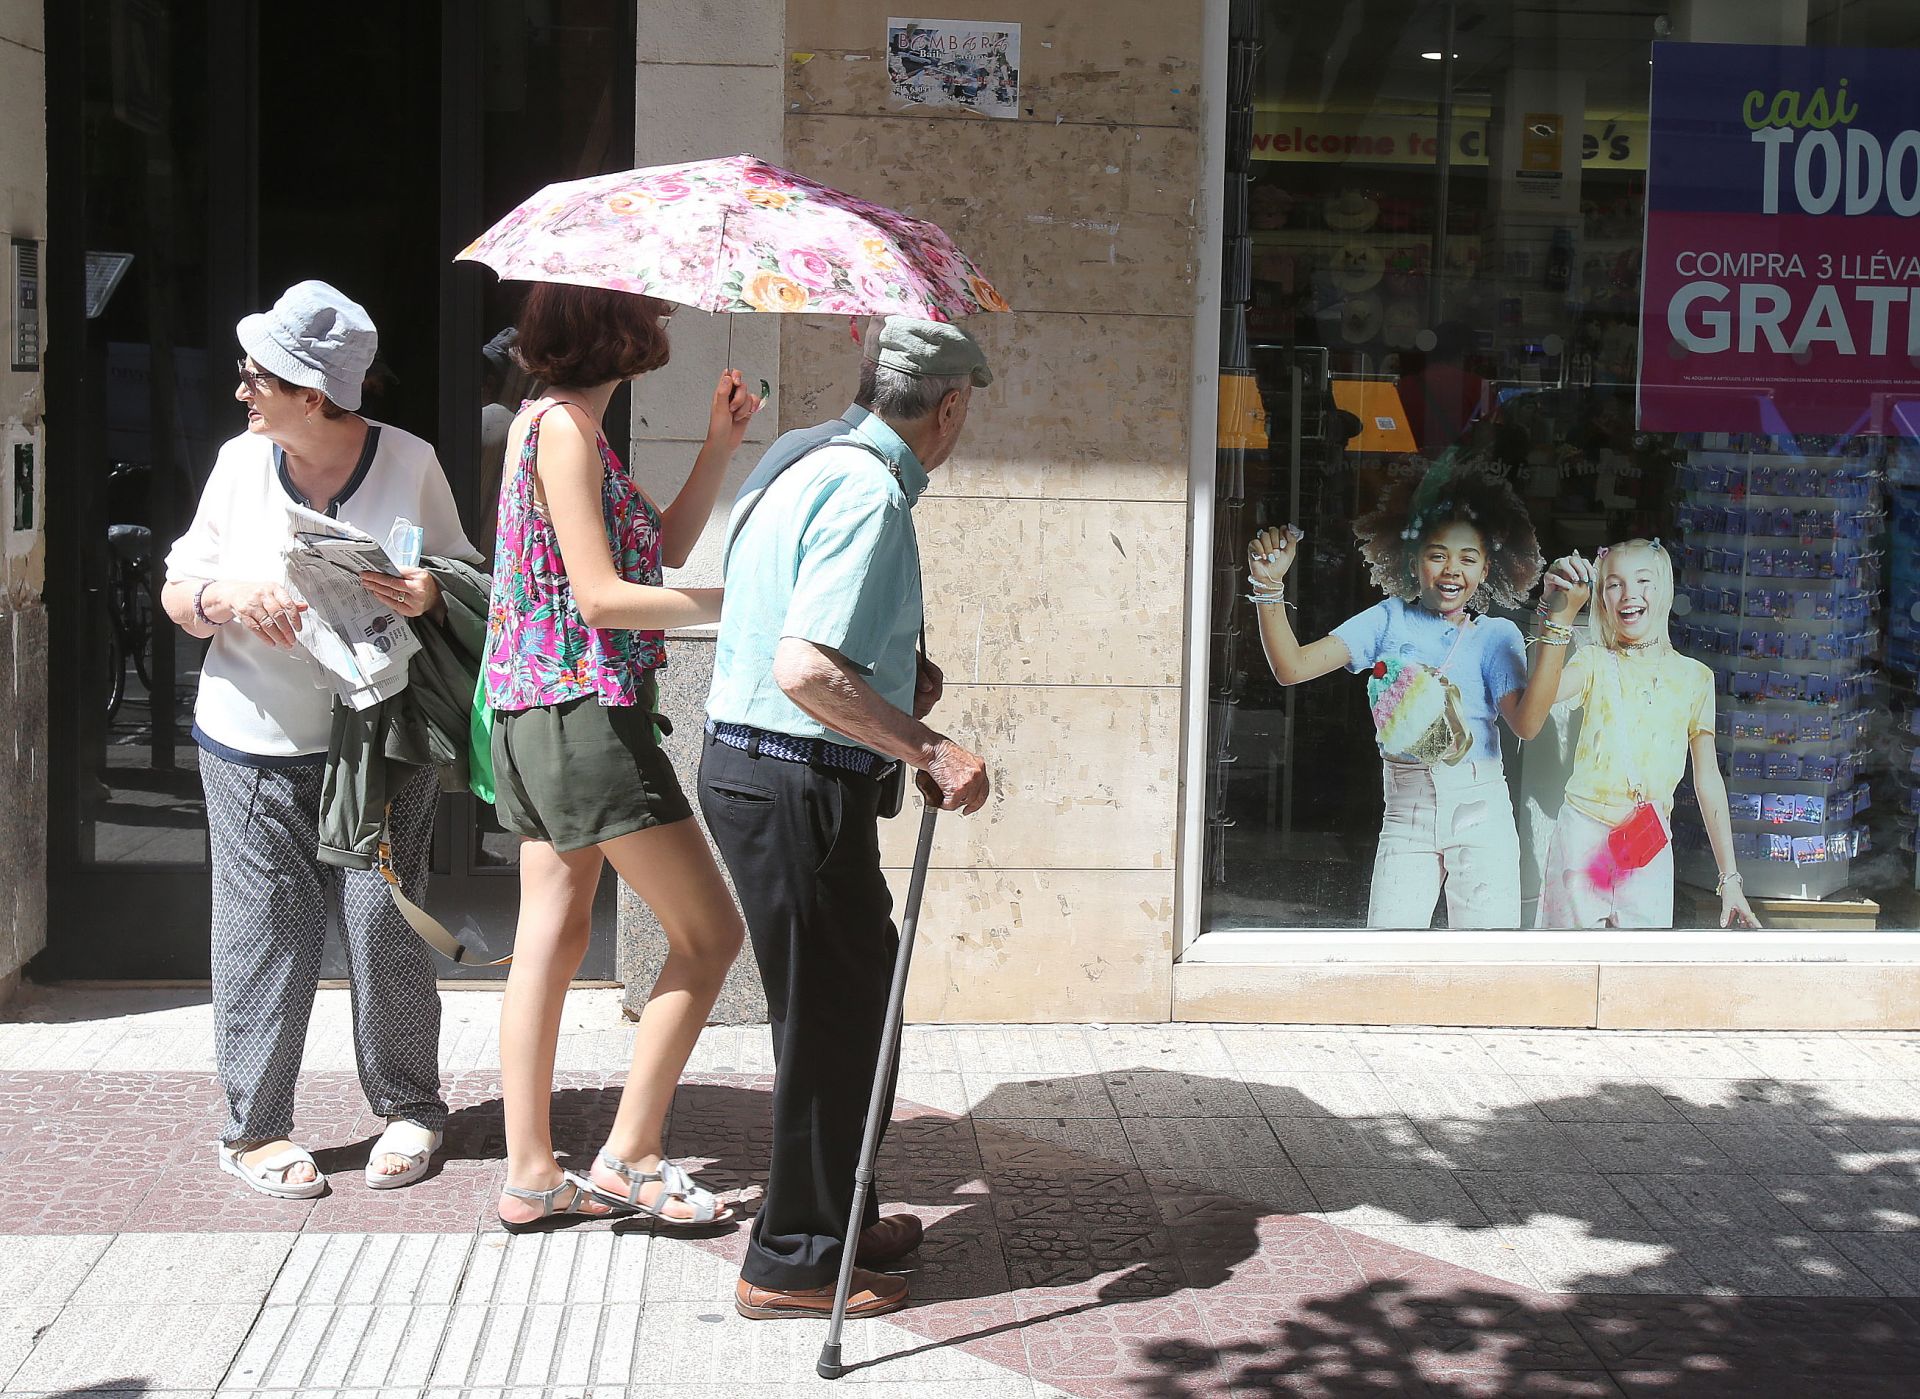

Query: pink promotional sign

[1638,41,1920,435]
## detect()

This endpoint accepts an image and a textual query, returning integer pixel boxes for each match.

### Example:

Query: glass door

[43,0,636,980]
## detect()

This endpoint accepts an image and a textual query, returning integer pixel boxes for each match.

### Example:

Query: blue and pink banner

[1638,42,1920,435]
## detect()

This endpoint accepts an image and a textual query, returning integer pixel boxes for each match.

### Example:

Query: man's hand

[917,736,989,814]
[913,653,944,720]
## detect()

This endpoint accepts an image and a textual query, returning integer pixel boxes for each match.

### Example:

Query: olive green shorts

[490,685,692,852]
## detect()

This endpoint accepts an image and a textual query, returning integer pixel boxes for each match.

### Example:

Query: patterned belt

[705,721,893,778]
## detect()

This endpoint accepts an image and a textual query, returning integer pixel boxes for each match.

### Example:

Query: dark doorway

[42,0,636,980]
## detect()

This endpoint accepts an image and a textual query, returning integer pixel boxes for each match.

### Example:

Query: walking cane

[816,797,940,1380]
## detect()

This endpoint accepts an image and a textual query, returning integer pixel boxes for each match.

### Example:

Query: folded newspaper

[282,503,421,710]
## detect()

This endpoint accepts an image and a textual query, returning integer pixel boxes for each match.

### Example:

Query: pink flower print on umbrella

[457,152,1006,322]
[782,247,837,289]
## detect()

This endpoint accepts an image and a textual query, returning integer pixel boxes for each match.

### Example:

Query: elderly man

[701,318,993,1320]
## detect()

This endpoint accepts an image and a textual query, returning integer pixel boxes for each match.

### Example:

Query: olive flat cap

[867,316,992,387]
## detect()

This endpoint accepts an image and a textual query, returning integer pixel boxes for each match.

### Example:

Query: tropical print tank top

[483,399,665,710]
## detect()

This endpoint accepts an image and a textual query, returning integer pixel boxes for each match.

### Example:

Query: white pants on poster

[1536,803,1675,929]
[1367,759,1522,929]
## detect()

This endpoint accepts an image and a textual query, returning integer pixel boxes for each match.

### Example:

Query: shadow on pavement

[416,1060,1920,1396]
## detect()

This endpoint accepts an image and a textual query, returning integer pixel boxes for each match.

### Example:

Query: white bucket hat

[237,280,378,411]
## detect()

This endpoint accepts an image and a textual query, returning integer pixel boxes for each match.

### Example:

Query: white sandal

[217,1140,326,1199]
[364,1118,443,1190]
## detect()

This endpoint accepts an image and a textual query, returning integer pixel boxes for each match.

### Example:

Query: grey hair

[855,359,969,423]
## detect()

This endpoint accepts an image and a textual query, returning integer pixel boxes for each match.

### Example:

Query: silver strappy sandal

[586,1151,734,1227]
[497,1169,630,1234]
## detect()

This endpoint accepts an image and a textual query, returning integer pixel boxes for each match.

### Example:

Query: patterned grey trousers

[202,750,447,1145]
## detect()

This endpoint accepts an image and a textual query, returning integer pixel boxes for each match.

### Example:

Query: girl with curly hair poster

[1246,462,1570,929]
[1530,541,1760,930]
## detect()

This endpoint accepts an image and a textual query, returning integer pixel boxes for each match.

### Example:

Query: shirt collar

[841,405,929,502]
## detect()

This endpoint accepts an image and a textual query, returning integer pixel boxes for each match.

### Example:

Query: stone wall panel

[785,0,1202,129]
[778,311,1191,502]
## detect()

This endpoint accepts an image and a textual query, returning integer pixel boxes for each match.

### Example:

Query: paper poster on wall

[1638,41,1920,435]
[887,18,1020,120]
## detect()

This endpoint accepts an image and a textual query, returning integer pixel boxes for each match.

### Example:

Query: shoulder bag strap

[724,429,897,574]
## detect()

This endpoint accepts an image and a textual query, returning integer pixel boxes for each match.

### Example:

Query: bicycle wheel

[106,623,126,720]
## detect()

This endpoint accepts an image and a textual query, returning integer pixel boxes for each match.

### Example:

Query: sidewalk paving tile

[1240,1069,1400,1119]
[1086,1026,1233,1075]
[268,1232,475,1307]
[1271,1115,1449,1170]
[1352,1034,1507,1078]
[1606,1173,1811,1232]
[70,1231,293,1305]
[1215,1029,1374,1075]
[1494,1226,1709,1295]
[1556,1123,1730,1173]
[1724,1034,1897,1081]
[1381,1071,1551,1121]
[1662,1229,1883,1297]
[1500,1076,1686,1124]
[1297,1167,1486,1229]
[1341,1224,1544,1291]
[1415,1122,1590,1172]
[1761,1172,1920,1232]
[1792,1078,1920,1121]
[1102,1069,1262,1118]
[6,1301,258,1392]
[1454,1172,1647,1232]
[0,1308,59,1391]
[1696,1122,1859,1172]
[963,1072,1115,1119]
[1645,1076,1823,1124]
[1824,1232,1920,1294]
[1119,1117,1283,1170]
[0,1235,110,1306]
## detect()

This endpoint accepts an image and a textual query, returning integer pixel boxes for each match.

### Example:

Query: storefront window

[1204,1,1920,934]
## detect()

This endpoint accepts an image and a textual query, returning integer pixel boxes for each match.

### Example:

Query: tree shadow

[598,1052,1920,1396]
[264,1040,1920,1396]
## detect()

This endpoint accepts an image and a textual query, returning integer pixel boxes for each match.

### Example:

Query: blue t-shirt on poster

[1330,597,1527,764]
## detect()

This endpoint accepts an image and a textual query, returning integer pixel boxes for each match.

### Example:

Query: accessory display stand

[1670,439,1884,901]
[1884,440,1920,886]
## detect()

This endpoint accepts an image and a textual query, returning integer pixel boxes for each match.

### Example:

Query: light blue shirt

[1331,597,1527,764]
[706,406,926,749]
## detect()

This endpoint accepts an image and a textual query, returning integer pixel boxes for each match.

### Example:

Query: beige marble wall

[784,0,1205,1022]
[616,0,788,1022]
[0,0,46,996]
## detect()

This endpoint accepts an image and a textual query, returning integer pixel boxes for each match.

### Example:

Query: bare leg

[587,820,745,1218]
[498,838,616,1224]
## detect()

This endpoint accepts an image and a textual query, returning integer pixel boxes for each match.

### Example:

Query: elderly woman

[162,280,478,1197]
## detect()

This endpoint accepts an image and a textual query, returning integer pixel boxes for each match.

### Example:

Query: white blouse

[165,422,477,759]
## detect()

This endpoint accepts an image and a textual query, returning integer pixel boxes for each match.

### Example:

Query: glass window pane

[1206,2,1920,934]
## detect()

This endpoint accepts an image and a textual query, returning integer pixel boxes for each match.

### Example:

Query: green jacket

[319,556,492,869]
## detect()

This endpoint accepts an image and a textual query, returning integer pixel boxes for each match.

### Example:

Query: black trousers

[698,734,900,1290]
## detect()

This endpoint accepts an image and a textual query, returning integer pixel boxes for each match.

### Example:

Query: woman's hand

[1248,524,1304,588]
[707,369,763,454]
[1540,552,1593,619]
[359,567,441,619]
[215,581,307,648]
[1720,879,1761,928]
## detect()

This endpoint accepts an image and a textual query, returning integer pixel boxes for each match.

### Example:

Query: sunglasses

[235,359,279,392]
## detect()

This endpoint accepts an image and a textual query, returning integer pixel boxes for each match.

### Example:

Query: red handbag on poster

[1606,799,1669,871]
[1603,652,1670,871]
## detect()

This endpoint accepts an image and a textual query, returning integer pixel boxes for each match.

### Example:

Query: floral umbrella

[456,152,1008,322]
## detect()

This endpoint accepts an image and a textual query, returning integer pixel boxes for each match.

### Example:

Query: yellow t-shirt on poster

[1556,645,1715,825]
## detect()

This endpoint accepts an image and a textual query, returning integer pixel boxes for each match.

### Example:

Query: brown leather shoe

[734,1268,910,1320]
[855,1212,924,1266]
